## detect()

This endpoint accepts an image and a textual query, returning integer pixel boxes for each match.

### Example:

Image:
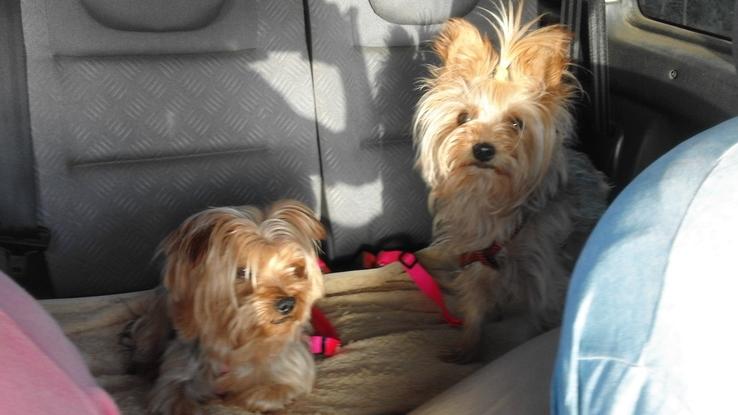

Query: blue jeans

[553,118,738,414]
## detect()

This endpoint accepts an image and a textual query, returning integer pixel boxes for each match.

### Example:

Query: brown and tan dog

[125,200,325,414]
[413,3,609,362]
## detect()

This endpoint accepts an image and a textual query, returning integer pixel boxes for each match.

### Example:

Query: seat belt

[561,0,584,65]
[732,1,738,72]
[587,0,611,137]
[561,0,612,138]
[0,0,49,281]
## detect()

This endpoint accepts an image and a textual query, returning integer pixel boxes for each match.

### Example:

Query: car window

[638,0,734,39]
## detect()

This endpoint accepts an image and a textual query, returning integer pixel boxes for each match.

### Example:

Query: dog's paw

[229,384,300,413]
[439,346,481,365]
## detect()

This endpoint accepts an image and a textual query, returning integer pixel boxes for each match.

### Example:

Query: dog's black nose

[472,143,496,162]
[276,297,295,315]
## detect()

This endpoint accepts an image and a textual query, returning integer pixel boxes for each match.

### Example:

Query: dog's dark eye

[457,111,471,125]
[236,267,251,282]
[511,117,524,131]
[275,297,296,315]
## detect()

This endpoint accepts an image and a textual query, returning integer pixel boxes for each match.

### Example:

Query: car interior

[1,0,736,413]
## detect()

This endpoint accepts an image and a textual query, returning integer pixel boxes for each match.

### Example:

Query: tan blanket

[42,263,538,414]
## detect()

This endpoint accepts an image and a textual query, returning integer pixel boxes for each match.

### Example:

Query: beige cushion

[411,329,560,415]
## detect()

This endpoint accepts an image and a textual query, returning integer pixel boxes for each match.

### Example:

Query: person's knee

[553,118,738,414]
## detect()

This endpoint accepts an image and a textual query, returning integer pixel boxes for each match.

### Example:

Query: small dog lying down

[123,200,326,414]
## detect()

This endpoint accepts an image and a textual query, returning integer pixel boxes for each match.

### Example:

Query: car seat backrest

[307,0,540,259]
[0,0,36,231]
[733,1,738,72]
[20,0,321,296]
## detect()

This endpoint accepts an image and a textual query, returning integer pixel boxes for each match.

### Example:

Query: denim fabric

[553,118,738,414]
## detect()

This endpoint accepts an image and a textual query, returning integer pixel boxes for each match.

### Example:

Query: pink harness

[310,259,341,357]
[309,307,341,357]
[363,250,463,326]
[310,243,504,356]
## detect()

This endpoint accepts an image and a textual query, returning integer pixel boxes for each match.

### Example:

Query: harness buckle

[0,226,50,280]
[398,251,418,268]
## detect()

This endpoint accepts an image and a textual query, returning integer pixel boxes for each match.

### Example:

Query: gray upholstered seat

[20,0,321,296]
[10,0,544,296]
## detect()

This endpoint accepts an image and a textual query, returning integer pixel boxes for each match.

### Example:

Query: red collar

[459,241,503,269]
[458,216,527,269]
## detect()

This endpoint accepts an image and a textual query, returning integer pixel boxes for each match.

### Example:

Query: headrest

[81,0,224,32]
[47,0,255,56]
[368,0,479,25]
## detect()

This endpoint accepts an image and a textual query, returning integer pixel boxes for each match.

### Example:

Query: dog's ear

[434,18,497,75]
[504,24,573,91]
[160,211,220,339]
[267,201,327,300]
[167,222,213,266]
[160,213,215,278]
[266,200,325,245]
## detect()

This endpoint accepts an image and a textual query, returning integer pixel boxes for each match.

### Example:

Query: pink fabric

[0,272,119,415]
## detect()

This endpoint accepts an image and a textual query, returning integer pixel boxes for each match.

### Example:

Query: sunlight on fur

[124,200,325,414]
[413,1,609,363]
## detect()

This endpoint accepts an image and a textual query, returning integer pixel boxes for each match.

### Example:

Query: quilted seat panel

[21,0,321,296]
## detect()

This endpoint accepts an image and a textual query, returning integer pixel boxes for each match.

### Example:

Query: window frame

[634,0,735,41]
[622,0,733,54]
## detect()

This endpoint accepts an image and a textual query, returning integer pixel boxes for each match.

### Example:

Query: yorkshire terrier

[124,200,326,414]
[413,4,609,362]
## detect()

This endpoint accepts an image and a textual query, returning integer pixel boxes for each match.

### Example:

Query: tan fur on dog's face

[414,8,575,217]
[161,200,325,358]
[231,242,313,345]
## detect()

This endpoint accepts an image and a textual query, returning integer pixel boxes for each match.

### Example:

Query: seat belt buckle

[1,252,28,280]
[0,226,50,280]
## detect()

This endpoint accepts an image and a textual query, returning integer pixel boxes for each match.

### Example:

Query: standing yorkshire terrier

[124,200,326,414]
[413,3,609,362]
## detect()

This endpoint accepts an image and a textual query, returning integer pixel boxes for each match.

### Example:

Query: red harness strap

[364,250,463,326]
[318,258,331,274]
[459,242,503,269]
[310,307,341,357]
[311,242,502,357]
[312,259,341,357]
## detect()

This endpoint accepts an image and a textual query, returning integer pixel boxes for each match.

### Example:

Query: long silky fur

[413,2,609,361]
[124,200,325,414]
